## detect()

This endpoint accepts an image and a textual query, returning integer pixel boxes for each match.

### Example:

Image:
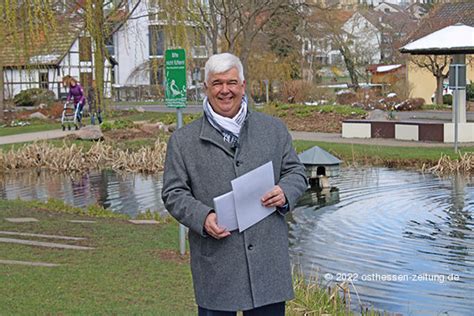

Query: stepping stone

[128,220,160,225]
[5,218,39,223]
[0,259,59,267]
[0,231,86,241]
[0,238,94,250]
[68,220,96,224]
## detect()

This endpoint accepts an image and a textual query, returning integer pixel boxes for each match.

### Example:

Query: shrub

[13,88,55,107]
[395,98,425,111]
[335,90,357,105]
[443,94,453,105]
[280,80,330,104]
[466,81,474,101]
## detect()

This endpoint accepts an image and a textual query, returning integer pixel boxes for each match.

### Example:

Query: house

[406,2,430,19]
[403,1,474,103]
[374,1,405,13]
[111,0,210,100]
[367,63,405,86]
[342,11,383,64]
[0,22,115,100]
[299,9,353,82]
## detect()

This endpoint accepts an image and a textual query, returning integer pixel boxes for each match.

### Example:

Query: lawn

[294,140,474,168]
[0,199,196,315]
[0,122,59,137]
[0,199,356,315]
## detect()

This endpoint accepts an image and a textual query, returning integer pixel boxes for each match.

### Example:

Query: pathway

[2,127,473,148]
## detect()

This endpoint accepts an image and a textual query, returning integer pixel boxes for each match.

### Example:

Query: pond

[1,167,473,314]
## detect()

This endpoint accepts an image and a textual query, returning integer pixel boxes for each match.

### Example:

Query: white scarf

[203,96,248,144]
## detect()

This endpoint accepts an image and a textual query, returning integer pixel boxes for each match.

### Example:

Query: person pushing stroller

[65,76,85,126]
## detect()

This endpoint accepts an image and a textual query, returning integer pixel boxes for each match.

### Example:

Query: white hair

[204,53,245,83]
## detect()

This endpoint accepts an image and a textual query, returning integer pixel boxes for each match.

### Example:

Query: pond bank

[0,199,351,315]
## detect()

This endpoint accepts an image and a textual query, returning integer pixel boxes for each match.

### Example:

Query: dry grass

[0,139,167,173]
[423,152,474,175]
[287,268,351,315]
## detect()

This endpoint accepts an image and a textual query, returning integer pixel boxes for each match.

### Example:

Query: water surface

[1,167,473,314]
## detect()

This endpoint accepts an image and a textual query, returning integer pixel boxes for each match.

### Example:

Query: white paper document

[231,161,276,232]
[213,191,239,232]
[213,161,276,233]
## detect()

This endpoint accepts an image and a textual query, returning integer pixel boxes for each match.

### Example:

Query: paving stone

[5,218,39,223]
[128,219,161,225]
[0,231,86,241]
[68,220,97,224]
[0,259,60,267]
[0,238,94,250]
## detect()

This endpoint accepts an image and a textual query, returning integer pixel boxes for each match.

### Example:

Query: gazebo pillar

[451,54,467,124]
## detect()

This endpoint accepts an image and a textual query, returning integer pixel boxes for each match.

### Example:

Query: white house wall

[115,0,150,86]
[343,13,381,64]
[3,38,113,100]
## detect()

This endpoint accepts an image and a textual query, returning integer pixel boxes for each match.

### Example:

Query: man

[162,53,308,315]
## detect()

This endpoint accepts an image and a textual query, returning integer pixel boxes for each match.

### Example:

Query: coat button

[236,160,242,167]
[247,244,254,251]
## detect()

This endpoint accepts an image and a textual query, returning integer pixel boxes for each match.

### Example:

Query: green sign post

[165,48,187,256]
[165,48,187,108]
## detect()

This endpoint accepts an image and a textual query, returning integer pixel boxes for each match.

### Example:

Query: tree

[0,0,57,121]
[65,0,143,113]
[184,0,298,85]
[303,7,366,88]
[411,55,450,105]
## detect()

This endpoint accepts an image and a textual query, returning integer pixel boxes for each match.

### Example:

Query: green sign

[165,49,187,108]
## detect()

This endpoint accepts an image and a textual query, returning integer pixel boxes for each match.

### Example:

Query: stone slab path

[5,217,39,223]
[128,219,161,225]
[0,259,60,267]
[0,237,94,250]
[0,230,86,241]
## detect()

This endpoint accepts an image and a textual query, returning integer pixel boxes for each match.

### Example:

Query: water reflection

[290,168,474,315]
[0,170,166,217]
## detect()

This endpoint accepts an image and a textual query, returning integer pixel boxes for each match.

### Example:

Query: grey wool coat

[161,110,308,311]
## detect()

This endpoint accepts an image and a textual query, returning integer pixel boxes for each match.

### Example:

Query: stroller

[61,101,82,131]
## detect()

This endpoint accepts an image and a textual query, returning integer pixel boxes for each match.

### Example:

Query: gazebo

[400,23,474,150]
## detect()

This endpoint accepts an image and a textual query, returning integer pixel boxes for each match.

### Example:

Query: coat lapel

[199,116,235,158]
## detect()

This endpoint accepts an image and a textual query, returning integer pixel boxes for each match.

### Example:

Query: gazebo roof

[400,23,474,55]
[298,146,342,166]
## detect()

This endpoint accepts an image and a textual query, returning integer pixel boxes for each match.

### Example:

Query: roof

[357,9,417,33]
[0,23,81,67]
[367,63,405,74]
[407,2,474,43]
[400,23,474,55]
[298,146,342,166]
[376,2,405,12]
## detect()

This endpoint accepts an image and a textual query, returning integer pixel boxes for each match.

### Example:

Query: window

[150,64,164,85]
[79,37,92,62]
[105,36,115,57]
[39,72,48,89]
[149,26,165,56]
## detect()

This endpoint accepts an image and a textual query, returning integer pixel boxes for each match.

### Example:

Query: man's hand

[204,212,231,239]
[261,185,286,208]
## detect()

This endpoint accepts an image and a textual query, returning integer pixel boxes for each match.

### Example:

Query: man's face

[205,67,246,118]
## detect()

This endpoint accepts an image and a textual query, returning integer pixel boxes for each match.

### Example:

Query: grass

[0,122,59,137]
[0,199,195,315]
[421,104,451,111]
[294,140,474,168]
[288,269,350,315]
[0,199,359,315]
